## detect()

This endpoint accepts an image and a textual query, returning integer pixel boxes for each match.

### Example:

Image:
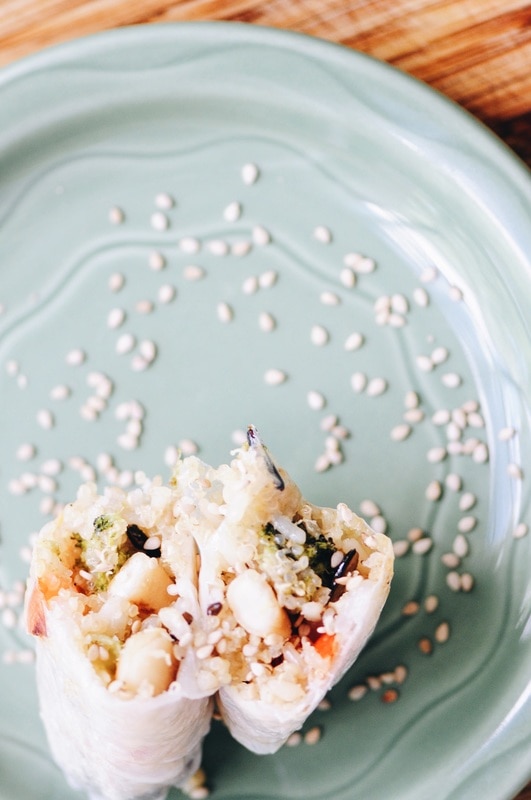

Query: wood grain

[0,3,530,794]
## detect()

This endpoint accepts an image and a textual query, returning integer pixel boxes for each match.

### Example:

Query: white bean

[226,569,290,638]
[108,552,173,611]
[116,628,177,696]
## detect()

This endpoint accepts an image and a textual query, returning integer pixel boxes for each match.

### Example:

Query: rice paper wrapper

[35,600,212,800]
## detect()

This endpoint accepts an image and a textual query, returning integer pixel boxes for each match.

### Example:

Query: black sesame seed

[207,602,223,616]
[126,524,161,558]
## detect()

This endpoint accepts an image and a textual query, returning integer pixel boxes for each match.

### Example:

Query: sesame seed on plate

[340,267,356,288]
[366,377,387,397]
[252,225,271,246]
[344,332,364,351]
[313,225,332,244]
[403,408,424,423]
[150,211,169,231]
[36,409,54,430]
[179,237,201,254]
[116,333,136,355]
[136,300,154,315]
[412,537,433,555]
[320,291,340,306]
[431,346,449,365]
[50,383,71,400]
[418,637,433,655]
[459,492,476,511]
[264,368,286,386]
[258,311,276,332]
[258,270,277,289]
[310,325,329,346]
[108,272,125,291]
[442,372,462,388]
[108,206,124,225]
[446,571,462,592]
[360,499,381,517]
[307,391,326,411]
[427,446,447,463]
[107,308,125,329]
[223,201,242,222]
[416,354,433,372]
[472,442,489,463]
[392,540,409,557]
[241,162,259,185]
[231,240,252,257]
[435,621,450,644]
[402,600,420,616]
[242,275,259,294]
[148,251,166,271]
[441,552,460,569]
[304,726,322,745]
[425,480,443,501]
[460,573,475,592]
[217,302,233,323]
[458,515,477,533]
[507,463,524,480]
[420,266,438,282]
[348,684,368,701]
[158,284,176,304]
[498,426,516,441]
[16,443,35,461]
[404,390,420,409]
[155,192,174,210]
[183,265,205,281]
[453,534,469,557]
[424,595,439,613]
[513,523,528,539]
[370,515,388,534]
[66,348,86,366]
[449,286,463,302]
[445,473,462,491]
[413,287,430,307]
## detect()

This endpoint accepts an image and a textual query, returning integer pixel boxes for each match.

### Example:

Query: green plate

[0,22,530,800]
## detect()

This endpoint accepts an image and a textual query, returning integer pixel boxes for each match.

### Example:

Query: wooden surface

[0,1,530,796]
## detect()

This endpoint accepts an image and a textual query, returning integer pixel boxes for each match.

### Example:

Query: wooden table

[0,1,530,797]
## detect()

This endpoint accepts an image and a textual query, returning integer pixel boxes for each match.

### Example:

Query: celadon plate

[0,22,530,800]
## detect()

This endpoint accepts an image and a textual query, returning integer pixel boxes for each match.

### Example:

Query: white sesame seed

[441,552,460,569]
[313,225,332,244]
[50,383,71,400]
[320,414,337,432]
[258,270,277,289]
[430,346,448,365]
[183,265,205,281]
[158,284,176,304]
[314,454,331,473]
[412,537,433,555]
[264,368,286,386]
[108,272,125,291]
[116,333,136,355]
[388,313,407,328]
[242,275,259,294]
[460,573,475,592]
[217,302,233,323]
[117,433,139,450]
[354,256,376,274]
[431,409,450,426]
[366,377,387,397]
[320,291,340,306]
[348,684,368,701]
[513,523,528,539]
[109,206,124,225]
[435,621,450,644]
[148,251,166,271]
[467,412,485,428]
[36,409,54,430]
[150,211,169,231]
[223,201,242,222]
[107,307,125,329]
[130,355,149,372]
[180,237,201,254]
[241,162,259,185]
[453,534,469,558]
[425,480,443,501]
[2,608,17,629]
[304,726,322,745]
[163,445,180,467]
[449,286,463,302]
[472,442,489,464]
[350,372,367,393]
[139,340,157,363]
[340,267,356,288]
[135,300,154,315]
[413,287,430,307]
[420,266,438,282]
[344,332,364,351]
[310,325,329,346]
[390,423,411,442]
[374,295,391,313]
[459,492,476,512]
[458,516,477,533]
[445,473,462,491]
[403,408,425,424]
[416,355,434,372]
[498,426,516,441]
[404,391,420,409]
[446,571,462,592]
[507,463,524,480]
[258,311,276,332]
[424,595,439,613]
[427,446,447,463]
[155,192,174,210]
[66,348,86,366]
[40,458,62,476]
[16,443,35,461]
[360,499,381,517]
[391,294,409,315]
[393,540,410,557]
[371,515,388,534]
[252,226,271,246]
[442,372,462,388]
[231,240,252,257]
[307,391,326,411]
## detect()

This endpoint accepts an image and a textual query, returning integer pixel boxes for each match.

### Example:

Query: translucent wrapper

[172,429,395,754]
[25,481,212,800]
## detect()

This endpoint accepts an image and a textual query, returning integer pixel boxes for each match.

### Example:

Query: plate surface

[0,22,530,800]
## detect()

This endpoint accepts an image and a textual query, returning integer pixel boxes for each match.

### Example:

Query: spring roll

[25,479,212,800]
[177,427,394,754]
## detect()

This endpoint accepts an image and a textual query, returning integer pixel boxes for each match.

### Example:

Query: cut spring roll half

[25,479,212,800]
[183,427,394,754]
